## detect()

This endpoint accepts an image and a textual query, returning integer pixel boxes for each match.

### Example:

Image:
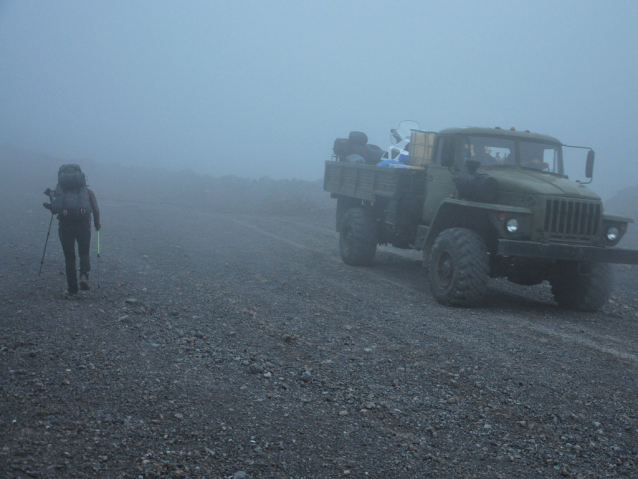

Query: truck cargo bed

[323,161,426,201]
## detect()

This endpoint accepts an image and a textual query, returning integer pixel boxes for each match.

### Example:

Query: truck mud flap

[414,225,429,251]
[497,240,638,265]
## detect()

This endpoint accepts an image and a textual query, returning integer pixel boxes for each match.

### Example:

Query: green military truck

[324,127,638,311]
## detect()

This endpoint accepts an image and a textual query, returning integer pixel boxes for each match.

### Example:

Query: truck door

[422,135,457,226]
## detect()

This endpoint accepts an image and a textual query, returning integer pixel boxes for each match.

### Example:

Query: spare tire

[349,131,368,146]
[366,144,385,164]
[351,144,385,165]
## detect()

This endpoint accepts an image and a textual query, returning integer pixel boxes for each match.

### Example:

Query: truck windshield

[462,137,516,166]
[519,141,562,174]
[462,136,563,174]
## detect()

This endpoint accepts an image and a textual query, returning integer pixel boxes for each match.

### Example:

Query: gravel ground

[2,172,638,478]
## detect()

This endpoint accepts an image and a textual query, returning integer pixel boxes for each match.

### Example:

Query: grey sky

[1,0,637,198]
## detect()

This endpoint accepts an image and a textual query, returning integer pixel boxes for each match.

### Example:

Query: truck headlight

[506,218,519,233]
[606,226,619,242]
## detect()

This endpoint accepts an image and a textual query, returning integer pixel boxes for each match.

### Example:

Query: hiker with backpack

[43,164,101,299]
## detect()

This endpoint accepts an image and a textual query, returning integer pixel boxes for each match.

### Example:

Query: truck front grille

[543,198,601,239]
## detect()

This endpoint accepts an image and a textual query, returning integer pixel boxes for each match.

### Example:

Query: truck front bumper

[497,240,638,265]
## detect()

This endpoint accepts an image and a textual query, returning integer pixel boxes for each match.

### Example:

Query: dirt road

[2,197,637,478]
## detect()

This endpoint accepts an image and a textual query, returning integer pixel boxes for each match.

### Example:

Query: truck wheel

[429,228,489,307]
[550,262,613,312]
[336,196,362,232]
[339,207,378,266]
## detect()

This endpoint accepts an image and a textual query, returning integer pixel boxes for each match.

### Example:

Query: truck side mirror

[586,150,595,179]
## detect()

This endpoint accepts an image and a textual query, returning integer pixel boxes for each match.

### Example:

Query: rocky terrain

[1,149,638,478]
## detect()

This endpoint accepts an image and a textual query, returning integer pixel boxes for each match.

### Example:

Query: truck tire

[336,196,362,232]
[550,262,613,312]
[429,228,489,307]
[339,207,378,266]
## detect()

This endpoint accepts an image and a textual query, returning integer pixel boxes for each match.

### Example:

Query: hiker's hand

[95,222,101,231]
[44,188,52,196]
[43,202,52,210]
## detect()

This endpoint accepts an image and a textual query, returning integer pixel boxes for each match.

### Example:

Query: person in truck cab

[521,158,550,170]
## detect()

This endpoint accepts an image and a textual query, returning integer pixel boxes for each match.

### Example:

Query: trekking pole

[97,230,101,289]
[38,212,54,276]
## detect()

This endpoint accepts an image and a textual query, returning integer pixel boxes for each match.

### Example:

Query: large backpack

[333,138,351,160]
[50,164,92,221]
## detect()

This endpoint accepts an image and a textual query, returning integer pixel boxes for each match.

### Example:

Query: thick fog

[1,1,637,199]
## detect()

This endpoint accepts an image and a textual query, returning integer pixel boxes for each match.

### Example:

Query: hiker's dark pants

[59,221,91,293]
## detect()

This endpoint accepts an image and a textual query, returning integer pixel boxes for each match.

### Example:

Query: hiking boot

[79,274,90,291]
[63,290,78,300]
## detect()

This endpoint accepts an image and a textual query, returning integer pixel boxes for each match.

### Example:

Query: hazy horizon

[2,1,637,199]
